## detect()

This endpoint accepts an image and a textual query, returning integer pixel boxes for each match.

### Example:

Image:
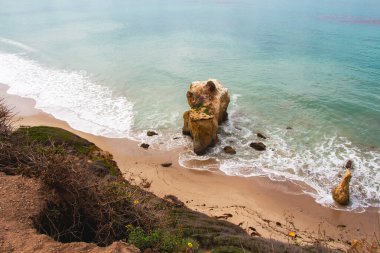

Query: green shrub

[14,126,96,154]
[127,226,199,253]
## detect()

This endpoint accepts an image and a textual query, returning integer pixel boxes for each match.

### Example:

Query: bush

[32,150,152,246]
[0,123,152,246]
[127,226,199,253]
[0,99,14,139]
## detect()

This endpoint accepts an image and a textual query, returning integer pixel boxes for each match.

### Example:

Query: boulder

[257,133,267,139]
[140,143,149,149]
[147,131,158,136]
[345,160,353,169]
[223,146,236,155]
[332,169,351,205]
[182,79,230,155]
[250,142,266,151]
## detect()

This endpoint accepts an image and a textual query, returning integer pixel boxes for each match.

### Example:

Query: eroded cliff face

[183,79,230,155]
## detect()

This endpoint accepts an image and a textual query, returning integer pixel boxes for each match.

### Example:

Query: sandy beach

[1,83,379,251]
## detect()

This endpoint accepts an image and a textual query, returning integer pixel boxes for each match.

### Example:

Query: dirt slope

[0,172,139,253]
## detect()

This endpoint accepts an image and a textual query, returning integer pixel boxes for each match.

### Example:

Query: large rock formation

[182,79,230,155]
[332,169,352,205]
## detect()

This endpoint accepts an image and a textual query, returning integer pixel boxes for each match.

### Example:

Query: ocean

[0,0,379,211]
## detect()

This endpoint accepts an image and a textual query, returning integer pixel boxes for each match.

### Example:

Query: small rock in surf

[250,142,266,151]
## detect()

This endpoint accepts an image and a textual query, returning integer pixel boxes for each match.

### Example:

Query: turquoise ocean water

[0,0,379,211]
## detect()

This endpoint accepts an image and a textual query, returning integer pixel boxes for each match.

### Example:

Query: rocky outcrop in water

[257,133,267,139]
[147,131,158,136]
[345,160,353,169]
[182,79,230,155]
[332,169,351,205]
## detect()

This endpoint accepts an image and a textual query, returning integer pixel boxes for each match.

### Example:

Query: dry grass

[33,153,154,246]
[0,101,155,245]
[0,99,14,139]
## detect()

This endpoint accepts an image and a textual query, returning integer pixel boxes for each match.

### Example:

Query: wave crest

[0,52,134,137]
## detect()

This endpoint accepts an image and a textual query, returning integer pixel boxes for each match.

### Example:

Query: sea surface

[0,0,379,211]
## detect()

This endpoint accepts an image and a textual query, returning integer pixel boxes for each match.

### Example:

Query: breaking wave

[0,52,134,138]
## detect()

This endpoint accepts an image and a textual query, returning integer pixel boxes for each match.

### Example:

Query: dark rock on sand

[250,142,266,151]
[161,163,172,167]
[140,143,150,149]
[215,213,233,219]
[286,126,293,130]
[223,146,236,155]
[257,133,267,139]
[251,231,262,237]
[249,227,262,237]
[147,131,158,136]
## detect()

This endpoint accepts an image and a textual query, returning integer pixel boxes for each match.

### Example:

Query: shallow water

[0,0,379,211]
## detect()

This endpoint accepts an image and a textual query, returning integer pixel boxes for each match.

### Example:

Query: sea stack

[182,79,230,155]
[332,169,352,205]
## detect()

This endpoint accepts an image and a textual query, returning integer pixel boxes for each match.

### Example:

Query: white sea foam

[0,52,134,138]
[0,37,37,52]
[179,94,380,212]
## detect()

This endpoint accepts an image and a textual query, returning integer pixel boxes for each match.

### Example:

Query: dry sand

[1,84,379,251]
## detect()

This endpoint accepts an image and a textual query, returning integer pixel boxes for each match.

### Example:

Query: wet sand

[1,83,379,250]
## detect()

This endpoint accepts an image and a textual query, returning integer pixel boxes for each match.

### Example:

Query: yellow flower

[288,231,297,238]
[125,224,133,230]
[187,242,193,248]
[133,200,139,205]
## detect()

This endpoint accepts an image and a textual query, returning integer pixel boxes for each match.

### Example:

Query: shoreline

[1,83,379,250]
